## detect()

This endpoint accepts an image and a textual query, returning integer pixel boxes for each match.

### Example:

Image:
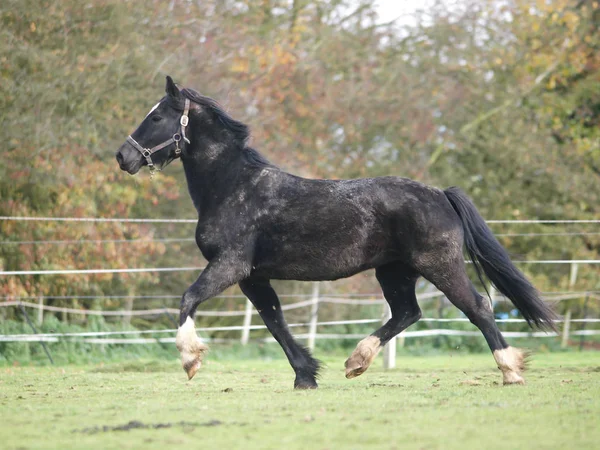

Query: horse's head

[116,76,191,175]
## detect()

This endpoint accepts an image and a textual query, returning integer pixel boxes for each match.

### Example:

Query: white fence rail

[0,291,596,318]
[1,327,599,344]
[2,216,600,224]
[2,288,599,368]
[3,261,600,276]
[1,216,599,367]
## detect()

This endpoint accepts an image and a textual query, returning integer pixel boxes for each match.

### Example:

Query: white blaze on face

[144,101,161,118]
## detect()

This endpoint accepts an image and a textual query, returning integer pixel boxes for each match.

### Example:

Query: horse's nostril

[116,152,124,165]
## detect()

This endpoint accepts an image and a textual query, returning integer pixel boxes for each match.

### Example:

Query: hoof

[176,317,209,380]
[179,344,208,380]
[344,359,366,379]
[493,346,528,386]
[502,372,526,385]
[294,377,318,390]
[345,336,381,379]
[183,358,203,380]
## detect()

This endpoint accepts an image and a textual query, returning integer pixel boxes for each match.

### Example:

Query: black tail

[444,186,557,331]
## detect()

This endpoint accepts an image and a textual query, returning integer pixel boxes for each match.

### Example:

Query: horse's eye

[152,115,162,122]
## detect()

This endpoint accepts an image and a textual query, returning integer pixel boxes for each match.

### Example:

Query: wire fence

[2,216,600,224]
[2,233,599,246]
[2,261,600,276]
[1,291,598,344]
[0,291,597,318]
[1,215,598,365]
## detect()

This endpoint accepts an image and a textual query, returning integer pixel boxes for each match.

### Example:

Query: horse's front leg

[176,258,249,380]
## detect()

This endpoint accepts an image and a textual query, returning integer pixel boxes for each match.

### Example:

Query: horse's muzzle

[116,142,144,175]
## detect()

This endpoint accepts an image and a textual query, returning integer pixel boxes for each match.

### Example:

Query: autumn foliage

[0,0,598,325]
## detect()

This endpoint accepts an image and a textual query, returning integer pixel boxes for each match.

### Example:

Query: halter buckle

[180,115,189,127]
[172,133,181,155]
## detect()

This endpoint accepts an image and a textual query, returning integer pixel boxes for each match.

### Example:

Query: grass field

[1,351,599,449]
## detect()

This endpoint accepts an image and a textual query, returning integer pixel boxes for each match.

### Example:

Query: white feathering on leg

[493,346,527,385]
[176,317,209,380]
[344,336,382,379]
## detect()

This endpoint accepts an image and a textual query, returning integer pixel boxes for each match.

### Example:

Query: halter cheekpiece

[126,98,191,175]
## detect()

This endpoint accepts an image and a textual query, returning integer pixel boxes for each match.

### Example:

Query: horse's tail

[444,186,557,331]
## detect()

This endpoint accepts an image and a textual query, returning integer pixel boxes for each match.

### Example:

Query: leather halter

[126,98,191,175]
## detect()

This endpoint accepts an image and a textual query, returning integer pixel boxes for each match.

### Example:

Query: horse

[116,76,556,389]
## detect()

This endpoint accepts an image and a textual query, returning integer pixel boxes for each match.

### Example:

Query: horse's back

[249,173,461,280]
[285,175,459,237]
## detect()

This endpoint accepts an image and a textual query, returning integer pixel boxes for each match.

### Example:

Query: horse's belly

[251,238,393,281]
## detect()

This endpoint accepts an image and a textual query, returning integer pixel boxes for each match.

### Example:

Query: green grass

[1,352,599,449]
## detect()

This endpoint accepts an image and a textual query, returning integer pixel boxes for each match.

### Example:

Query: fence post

[123,290,134,326]
[61,303,68,323]
[397,330,405,348]
[19,303,53,365]
[561,261,579,348]
[240,298,253,345]
[37,296,44,325]
[569,262,579,288]
[382,303,396,369]
[561,309,572,348]
[579,295,590,351]
[489,285,496,310]
[307,282,320,351]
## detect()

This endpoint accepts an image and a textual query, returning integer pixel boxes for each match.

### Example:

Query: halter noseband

[126,98,191,175]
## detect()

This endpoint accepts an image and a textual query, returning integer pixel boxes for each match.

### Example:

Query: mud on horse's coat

[116,76,556,389]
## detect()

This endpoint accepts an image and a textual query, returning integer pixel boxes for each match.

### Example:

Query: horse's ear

[165,75,181,99]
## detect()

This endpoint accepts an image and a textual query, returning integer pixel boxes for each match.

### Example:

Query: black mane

[242,146,277,169]
[180,88,249,144]
[177,88,276,169]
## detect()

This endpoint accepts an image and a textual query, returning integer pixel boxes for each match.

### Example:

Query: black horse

[116,77,556,389]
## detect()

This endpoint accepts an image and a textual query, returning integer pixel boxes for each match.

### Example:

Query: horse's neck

[181,143,245,215]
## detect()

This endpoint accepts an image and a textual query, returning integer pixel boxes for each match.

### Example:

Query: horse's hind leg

[419,257,527,385]
[239,277,321,389]
[345,262,421,379]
